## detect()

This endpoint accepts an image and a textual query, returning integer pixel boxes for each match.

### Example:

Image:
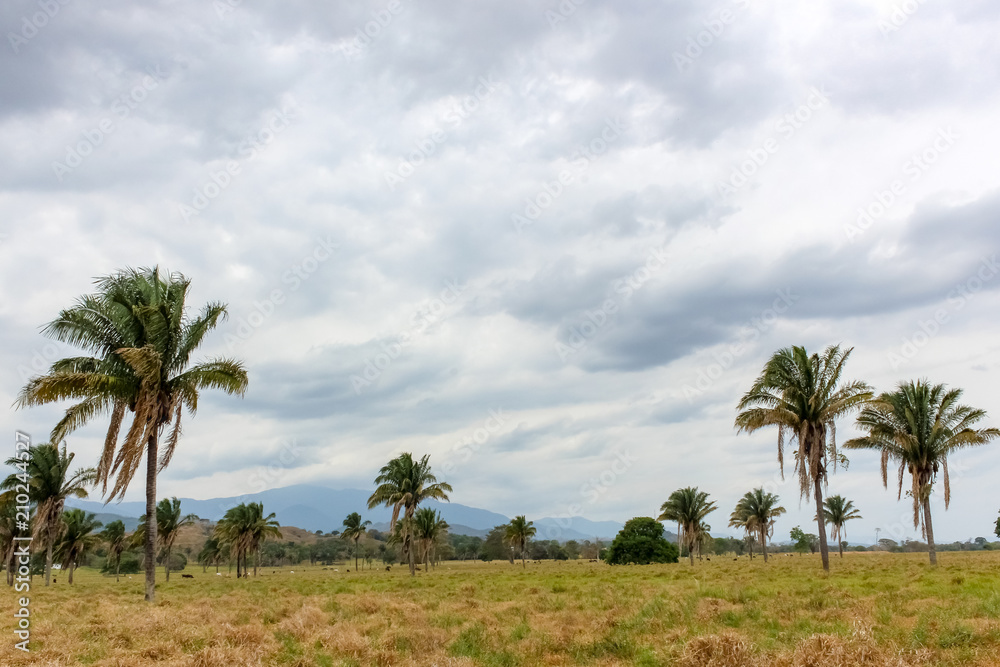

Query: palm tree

[1,442,94,586]
[658,487,717,565]
[844,381,998,565]
[99,520,128,582]
[341,512,372,571]
[0,495,18,586]
[504,516,536,568]
[16,267,248,601]
[730,488,786,562]
[367,453,452,576]
[56,509,103,584]
[414,507,449,569]
[197,537,226,573]
[817,495,861,559]
[735,345,872,572]
[245,503,281,577]
[137,498,197,581]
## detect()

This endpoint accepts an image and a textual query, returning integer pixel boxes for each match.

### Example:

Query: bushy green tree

[604,517,679,565]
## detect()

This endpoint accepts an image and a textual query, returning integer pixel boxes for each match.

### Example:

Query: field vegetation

[4,552,1000,666]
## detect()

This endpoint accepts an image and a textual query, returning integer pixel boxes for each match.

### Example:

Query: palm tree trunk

[254,550,258,577]
[923,497,937,566]
[165,546,170,582]
[68,562,75,585]
[45,540,53,586]
[760,529,768,563]
[144,431,158,602]
[813,474,830,572]
[116,558,120,583]
[838,530,844,558]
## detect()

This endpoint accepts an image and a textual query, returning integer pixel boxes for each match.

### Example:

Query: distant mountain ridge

[66,483,629,541]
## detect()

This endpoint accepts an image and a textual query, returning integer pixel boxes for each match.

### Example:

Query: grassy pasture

[4,551,1000,666]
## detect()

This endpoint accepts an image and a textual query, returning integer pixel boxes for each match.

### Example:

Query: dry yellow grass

[3,551,1000,666]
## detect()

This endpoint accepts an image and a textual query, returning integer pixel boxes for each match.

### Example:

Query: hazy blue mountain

[66,483,633,541]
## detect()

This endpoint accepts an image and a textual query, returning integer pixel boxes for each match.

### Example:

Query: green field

[5,551,1000,666]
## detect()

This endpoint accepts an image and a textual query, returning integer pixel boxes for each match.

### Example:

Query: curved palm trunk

[144,432,158,602]
[923,497,937,566]
[813,475,830,572]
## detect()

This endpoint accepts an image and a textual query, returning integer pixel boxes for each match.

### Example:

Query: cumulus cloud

[3,0,1000,542]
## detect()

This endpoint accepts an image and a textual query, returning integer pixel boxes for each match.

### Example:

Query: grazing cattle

[385,566,391,572]
[182,574,194,579]
[706,557,710,562]
[733,558,738,561]
[53,578,56,583]
[216,572,222,576]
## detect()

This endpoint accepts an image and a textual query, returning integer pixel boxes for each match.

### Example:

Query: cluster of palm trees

[1,442,95,585]
[367,452,453,575]
[215,502,282,578]
[736,344,997,569]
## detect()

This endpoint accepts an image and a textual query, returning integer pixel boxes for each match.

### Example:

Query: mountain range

[66,483,631,542]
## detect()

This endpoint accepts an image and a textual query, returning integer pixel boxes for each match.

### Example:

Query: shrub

[604,517,679,565]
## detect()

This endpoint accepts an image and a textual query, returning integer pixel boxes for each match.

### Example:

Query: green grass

[3,552,1000,665]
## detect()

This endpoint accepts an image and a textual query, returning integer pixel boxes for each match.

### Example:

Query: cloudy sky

[3,0,1000,544]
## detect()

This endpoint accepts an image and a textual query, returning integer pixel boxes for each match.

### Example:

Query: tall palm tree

[136,497,197,581]
[735,345,872,572]
[845,381,997,565]
[818,495,862,558]
[658,487,717,565]
[341,512,372,571]
[414,507,449,570]
[245,502,281,577]
[1,442,94,586]
[16,267,248,601]
[56,509,103,585]
[730,488,786,562]
[99,520,128,582]
[367,453,452,576]
[504,515,535,568]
